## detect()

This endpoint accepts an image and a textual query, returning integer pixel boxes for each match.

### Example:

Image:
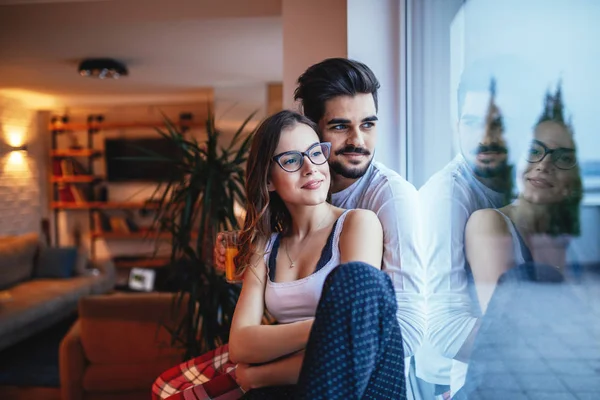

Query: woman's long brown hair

[234,110,320,276]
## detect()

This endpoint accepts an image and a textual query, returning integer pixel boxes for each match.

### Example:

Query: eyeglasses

[272,142,331,173]
[526,140,577,170]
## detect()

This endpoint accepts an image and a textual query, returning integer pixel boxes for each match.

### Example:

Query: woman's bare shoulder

[467,208,510,236]
[341,209,382,235]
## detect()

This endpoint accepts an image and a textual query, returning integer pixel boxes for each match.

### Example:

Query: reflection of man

[413,72,516,398]
[461,80,510,182]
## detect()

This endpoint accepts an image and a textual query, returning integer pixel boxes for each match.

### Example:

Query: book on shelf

[109,217,130,233]
[96,211,112,232]
[52,160,62,176]
[57,184,86,203]
[71,185,86,202]
[93,211,112,233]
[53,158,90,177]
[93,212,141,234]
[71,159,89,175]
[124,216,140,232]
[57,184,75,202]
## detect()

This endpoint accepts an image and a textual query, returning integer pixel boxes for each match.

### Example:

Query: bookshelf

[49,112,194,267]
[50,201,160,210]
[51,175,100,183]
[51,149,102,157]
[114,258,170,269]
[91,230,199,240]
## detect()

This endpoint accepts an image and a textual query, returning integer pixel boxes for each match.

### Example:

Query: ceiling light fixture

[78,58,128,79]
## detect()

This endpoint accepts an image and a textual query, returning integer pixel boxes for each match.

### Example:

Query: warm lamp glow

[5,128,26,148]
[2,150,32,177]
[7,150,25,165]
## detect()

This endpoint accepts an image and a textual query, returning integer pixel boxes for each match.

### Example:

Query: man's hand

[213,232,227,272]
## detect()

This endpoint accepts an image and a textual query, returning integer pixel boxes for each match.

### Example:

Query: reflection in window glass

[411,0,600,399]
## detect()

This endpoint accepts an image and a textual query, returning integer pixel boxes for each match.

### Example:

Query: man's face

[318,93,378,180]
[458,91,509,178]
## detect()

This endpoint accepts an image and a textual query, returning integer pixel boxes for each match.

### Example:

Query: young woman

[153,110,405,400]
[465,87,582,314]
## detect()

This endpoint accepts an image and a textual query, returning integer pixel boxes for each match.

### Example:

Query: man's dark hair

[294,58,380,124]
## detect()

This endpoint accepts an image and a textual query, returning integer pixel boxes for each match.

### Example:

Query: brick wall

[0,95,44,237]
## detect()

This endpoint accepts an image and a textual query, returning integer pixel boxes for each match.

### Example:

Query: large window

[406,0,600,398]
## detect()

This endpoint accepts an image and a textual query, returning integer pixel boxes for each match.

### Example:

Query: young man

[293,58,424,360]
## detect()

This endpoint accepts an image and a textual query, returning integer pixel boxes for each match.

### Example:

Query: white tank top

[263,210,351,324]
[492,209,533,266]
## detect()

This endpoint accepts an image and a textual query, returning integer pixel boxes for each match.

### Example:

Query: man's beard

[470,143,509,178]
[472,161,509,179]
[329,145,373,179]
[329,159,371,179]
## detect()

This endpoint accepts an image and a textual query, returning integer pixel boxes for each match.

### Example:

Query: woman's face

[521,121,578,204]
[268,123,331,207]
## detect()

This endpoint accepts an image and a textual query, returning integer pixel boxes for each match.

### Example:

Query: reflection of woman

[154,110,405,400]
[465,86,582,313]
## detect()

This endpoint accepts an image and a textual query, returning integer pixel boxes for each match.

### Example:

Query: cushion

[79,293,185,364]
[0,276,97,350]
[0,233,40,289]
[75,249,90,275]
[35,246,78,278]
[83,358,180,392]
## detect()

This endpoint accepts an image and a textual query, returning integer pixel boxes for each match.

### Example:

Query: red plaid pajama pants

[152,344,245,400]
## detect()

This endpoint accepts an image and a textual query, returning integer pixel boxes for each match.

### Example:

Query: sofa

[60,292,186,400]
[0,232,116,352]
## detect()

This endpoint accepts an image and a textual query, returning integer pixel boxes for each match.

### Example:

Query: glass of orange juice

[221,231,242,283]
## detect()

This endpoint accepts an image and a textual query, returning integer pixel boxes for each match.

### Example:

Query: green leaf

[227,110,258,151]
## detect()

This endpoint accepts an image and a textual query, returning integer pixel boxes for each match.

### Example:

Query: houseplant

[140,110,256,359]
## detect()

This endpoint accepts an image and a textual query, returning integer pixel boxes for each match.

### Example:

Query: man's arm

[373,178,425,358]
[419,179,479,360]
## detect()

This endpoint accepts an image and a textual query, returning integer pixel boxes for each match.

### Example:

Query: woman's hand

[234,350,306,391]
[213,232,227,272]
[235,363,256,392]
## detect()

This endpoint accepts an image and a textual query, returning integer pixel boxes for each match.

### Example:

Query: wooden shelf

[49,121,202,131]
[92,230,198,240]
[51,175,101,183]
[99,201,161,210]
[92,231,169,239]
[51,149,102,158]
[114,258,170,269]
[51,201,160,210]
[51,202,96,209]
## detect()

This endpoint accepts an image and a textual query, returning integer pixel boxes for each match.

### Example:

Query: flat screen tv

[104,138,184,182]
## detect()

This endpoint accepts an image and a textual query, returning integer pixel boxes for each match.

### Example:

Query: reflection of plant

[139,110,255,359]
[485,77,513,204]
[538,80,574,134]
[486,78,505,132]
